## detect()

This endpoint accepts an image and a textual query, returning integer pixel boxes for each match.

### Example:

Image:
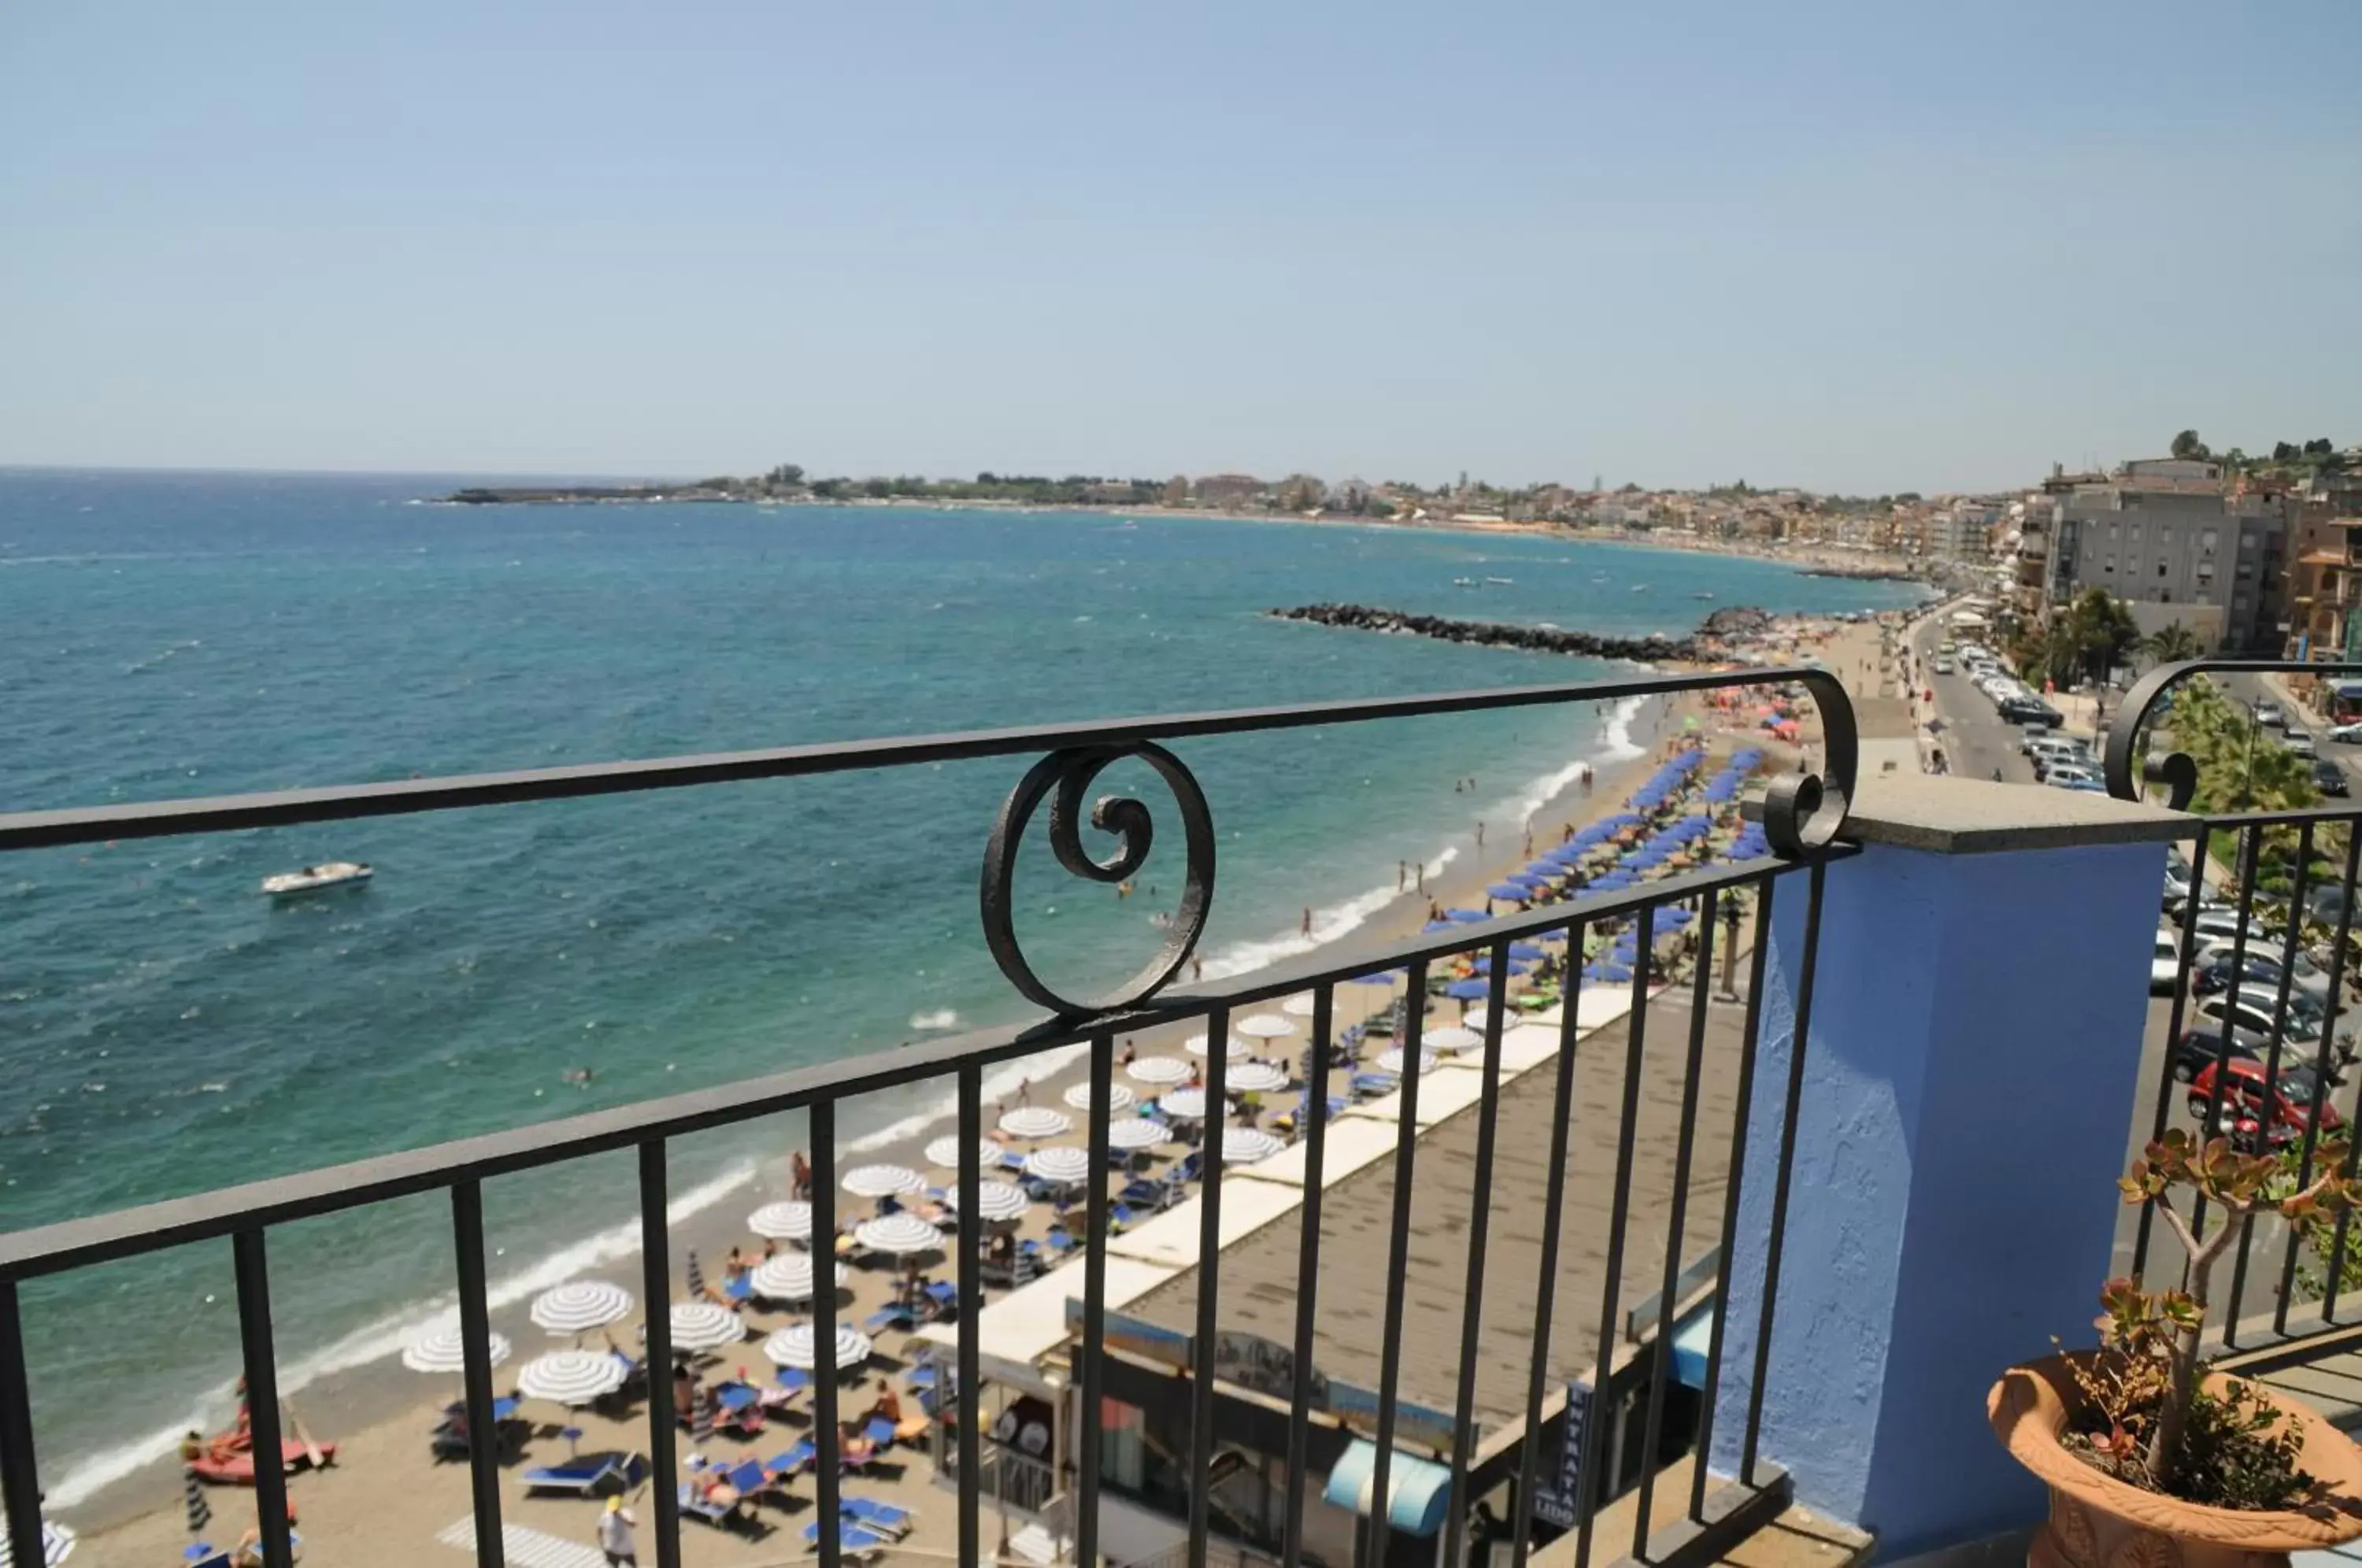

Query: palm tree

[2144,622,2202,665]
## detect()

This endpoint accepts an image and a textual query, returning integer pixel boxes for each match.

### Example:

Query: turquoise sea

[0,468,1923,1511]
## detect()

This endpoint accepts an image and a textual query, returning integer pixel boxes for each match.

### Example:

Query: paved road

[2207,670,2362,801]
[1903,618,2038,783]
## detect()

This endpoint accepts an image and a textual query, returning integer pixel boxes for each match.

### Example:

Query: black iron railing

[0,667,1857,1568]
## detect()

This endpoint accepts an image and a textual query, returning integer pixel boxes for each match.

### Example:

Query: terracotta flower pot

[1989,1353,2362,1568]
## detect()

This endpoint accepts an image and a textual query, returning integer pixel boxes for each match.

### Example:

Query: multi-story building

[2043,459,2290,653]
[1192,473,1266,508]
[2282,471,2362,661]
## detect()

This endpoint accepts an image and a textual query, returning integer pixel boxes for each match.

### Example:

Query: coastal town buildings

[2038,457,2292,653]
[2282,468,2362,661]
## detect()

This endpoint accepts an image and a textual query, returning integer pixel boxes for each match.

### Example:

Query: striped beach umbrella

[1280,994,1319,1018]
[998,1106,1072,1141]
[763,1322,874,1373]
[1236,1015,1295,1040]
[1158,1086,1209,1119]
[401,1326,513,1374]
[949,1180,1031,1222]
[1023,1146,1094,1185]
[516,1348,628,1406]
[747,1200,813,1241]
[684,1250,706,1302]
[853,1213,944,1255]
[668,1301,744,1354]
[1375,1046,1439,1076]
[1108,1119,1170,1152]
[691,1386,716,1442]
[750,1252,847,1301]
[1226,1062,1288,1094]
[1125,1056,1190,1086]
[1222,1128,1287,1165]
[0,1518,72,1566]
[1183,1034,1250,1062]
[841,1163,925,1199]
[1062,1080,1135,1115]
[184,1466,211,1535]
[925,1136,1004,1171]
[1421,1026,1483,1054]
[529,1280,633,1336]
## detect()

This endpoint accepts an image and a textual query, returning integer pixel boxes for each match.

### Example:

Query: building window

[2160,527,2173,544]
[2159,562,2169,577]
[2238,561,2255,579]
[2129,524,2142,540]
[2242,533,2256,552]
[2108,522,2120,540]
[2202,530,2219,552]
[2104,556,2116,573]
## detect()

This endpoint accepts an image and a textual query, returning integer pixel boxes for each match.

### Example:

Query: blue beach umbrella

[1509,941,1548,960]
[1486,883,1529,902]
[1423,920,1459,933]
[1509,871,1554,888]
[1443,978,1491,1000]
[1472,956,1533,975]
[1586,963,1635,982]
[1445,908,1488,923]
[1348,971,1400,985]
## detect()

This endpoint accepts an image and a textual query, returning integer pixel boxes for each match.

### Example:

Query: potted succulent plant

[1990,1127,2362,1568]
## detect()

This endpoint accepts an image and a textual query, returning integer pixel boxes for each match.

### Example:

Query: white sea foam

[908,1008,961,1031]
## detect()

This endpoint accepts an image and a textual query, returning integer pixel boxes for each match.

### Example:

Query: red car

[2187,1059,2342,1145]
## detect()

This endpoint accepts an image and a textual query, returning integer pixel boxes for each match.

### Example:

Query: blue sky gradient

[2,1,2356,491]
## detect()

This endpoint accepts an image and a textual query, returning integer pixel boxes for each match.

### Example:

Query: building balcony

[0,669,2353,1568]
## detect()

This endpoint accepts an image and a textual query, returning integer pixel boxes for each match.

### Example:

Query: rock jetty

[1269,602,1770,662]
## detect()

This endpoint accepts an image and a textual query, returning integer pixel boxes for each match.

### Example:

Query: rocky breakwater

[1268,602,1777,663]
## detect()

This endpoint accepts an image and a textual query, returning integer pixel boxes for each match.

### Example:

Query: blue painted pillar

[1709,792,2180,1562]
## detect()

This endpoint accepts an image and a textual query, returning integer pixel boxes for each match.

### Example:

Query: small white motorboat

[261,861,373,897]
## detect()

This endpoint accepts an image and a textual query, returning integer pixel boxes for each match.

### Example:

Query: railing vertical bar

[2288,823,2362,1328]
[1631,888,1720,1555]
[2190,824,2264,1254]
[1076,1032,1116,1568]
[812,1101,842,1568]
[958,1065,983,1568]
[1690,876,1777,1520]
[2227,819,2313,1344]
[2135,827,2212,1277]
[1187,1004,1232,1568]
[1741,861,1825,1482]
[231,1230,296,1568]
[1362,960,1431,1568]
[1573,903,1658,1568]
[0,1284,45,1568]
[637,1141,682,1568]
[1282,984,1336,1568]
[450,1183,502,1568]
[1443,943,1515,1568]
[1509,924,1586,1568]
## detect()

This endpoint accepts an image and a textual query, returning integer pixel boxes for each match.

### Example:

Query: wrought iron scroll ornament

[980,742,1216,1017]
[2104,659,2362,808]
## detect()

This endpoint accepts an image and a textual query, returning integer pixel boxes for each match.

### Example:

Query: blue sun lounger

[523,1450,646,1496]
[804,1519,894,1553]
[766,1437,816,1477]
[842,1495,915,1536]
[680,1458,768,1528]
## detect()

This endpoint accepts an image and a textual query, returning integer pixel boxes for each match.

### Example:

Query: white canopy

[842,1163,925,1199]
[1023,1146,1094,1185]
[1422,1026,1483,1053]
[1126,1056,1191,1085]
[1227,1062,1288,1093]
[1280,994,1320,1019]
[1108,1119,1171,1152]
[516,1348,628,1405]
[1376,1046,1439,1075]
[925,1136,1004,1172]
[748,1201,813,1241]
[668,1301,745,1353]
[1222,1127,1287,1165]
[1184,1034,1250,1062]
[1236,1014,1295,1040]
[750,1252,848,1302]
[1158,1086,1209,1119]
[401,1326,512,1375]
[763,1322,874,1372]
[1063,1080,1135,1114]
[953,1180,1032,1222]
[998,1106,1072,1141]
[853,1213,945,1256]
[528,1280,633,1336]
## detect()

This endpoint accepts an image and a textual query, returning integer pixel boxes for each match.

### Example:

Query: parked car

[2153,931,2184,993]
[2168,1027,2257,1082]
[2316,759,2350,797]
[2286,729,2318,758]
[2190,944,2334,1005]
[2187,1058,2341,1145]
[2256,701,2286,728]
[1933,657,1955,675]
[2328,721,2362,745]
[2188,908,2268,947]
[1999,697,2065,727]
[2045,765,2103,790]
[2191,987,2329,1055]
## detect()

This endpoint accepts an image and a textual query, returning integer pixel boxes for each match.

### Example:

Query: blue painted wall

[1709,838,2164,1559]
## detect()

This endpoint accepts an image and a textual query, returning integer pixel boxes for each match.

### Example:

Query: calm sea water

[0,468,1922,1507]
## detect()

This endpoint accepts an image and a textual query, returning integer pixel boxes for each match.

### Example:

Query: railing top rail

[0,664,1855,852]
[0,843,1849,1283]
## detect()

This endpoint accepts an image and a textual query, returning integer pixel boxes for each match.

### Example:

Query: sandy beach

[66,615,1891,1568]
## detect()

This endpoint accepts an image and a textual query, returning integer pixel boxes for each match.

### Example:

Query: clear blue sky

[2,2,2356,494]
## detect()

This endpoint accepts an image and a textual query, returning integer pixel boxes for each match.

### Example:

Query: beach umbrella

[1063,1080,1135,1114]
[842,1163,924,1199]
[0,1518,73,1566]
[853,1213,944,1256]
[1508,871,1554,889]
[1236,1014,1295,1040]
[1346,971,1400,986]
[1184,1034,1249,1062]
[1280,994,1320,1019]
[748,1200,814,1241]
[763,1322,873,1373]
[685,1250,706,1302]
[1421,919,1460,934]
[516,1348,628,1406]
[1444,908,1488,923]
[1422,1025,1483,1053]
[750,1252,847,1301]
[1159,1087,1209,1120]
[1108,1118,1171,1151]
[1486,883,1529,902]
[1227,1061,1289,1093]
[1458,1006,1498,1034]
[924,1137,1002,1174]
[998,1106,1072,1141]
[1587,963,1635,982]
[184,1463,211,1534]
[1223,1128,1287,1165]
[402,1326,512,1375]
[1024,1145,1095,1185]
[1471,956,1532,975]
[529,1280,633,1336]
[1127,1055,1191,1085]
[1662,908,1696,926]
[1376,1046,1439,1075]
[948,1180,1031,1223]
[668,1301,746,1354]
[1509,941,1548,960]
[1443,978,1490,1000]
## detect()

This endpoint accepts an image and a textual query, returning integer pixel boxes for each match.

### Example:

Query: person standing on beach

[598,1496,639,1566]
[1397,860,1406,892]
[790,1151,812,1200]
[1475,820,1485,848]
[1300,907,1312,936]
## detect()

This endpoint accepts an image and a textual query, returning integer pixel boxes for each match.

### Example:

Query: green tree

[2171,429,2210,460]
[2143,623,2202,664]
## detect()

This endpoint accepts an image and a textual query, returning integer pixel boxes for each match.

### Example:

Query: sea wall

[1267,601,1777,661]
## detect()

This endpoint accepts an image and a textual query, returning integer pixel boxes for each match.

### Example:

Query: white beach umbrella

[1159,1087,1209,1120]
[853,1213,944,1256]
[668,1300,746,1354]
[1063,1080,1135,1114]
[947,1179,1032,1222]
[0,1518,73,1566]
[925,1136,1005,1172]
[1226,1062,1289,1093]
[1376,1047,1439,1076]
[1459,1006,1498,1034]
[842,1163,925,1199]
[528,1280,634,1336]
[1280,994,1320,1019]
[998,1105,1072,1141]
[1423,1026,1483,1054]
[748,1200,814,1241]
[750,1252,848,1302]
[1184,1034,1250,1062]
[1237,1014,1296,1040]
[763,1322,873,1373]
[402,1326,512,1375]
[1024,1145,1094,1185]
[1108,1118,1172,1152]
[1126,1055,1190,1085]
[1222,1128,1287,1165]
[516,1348,628,1406]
